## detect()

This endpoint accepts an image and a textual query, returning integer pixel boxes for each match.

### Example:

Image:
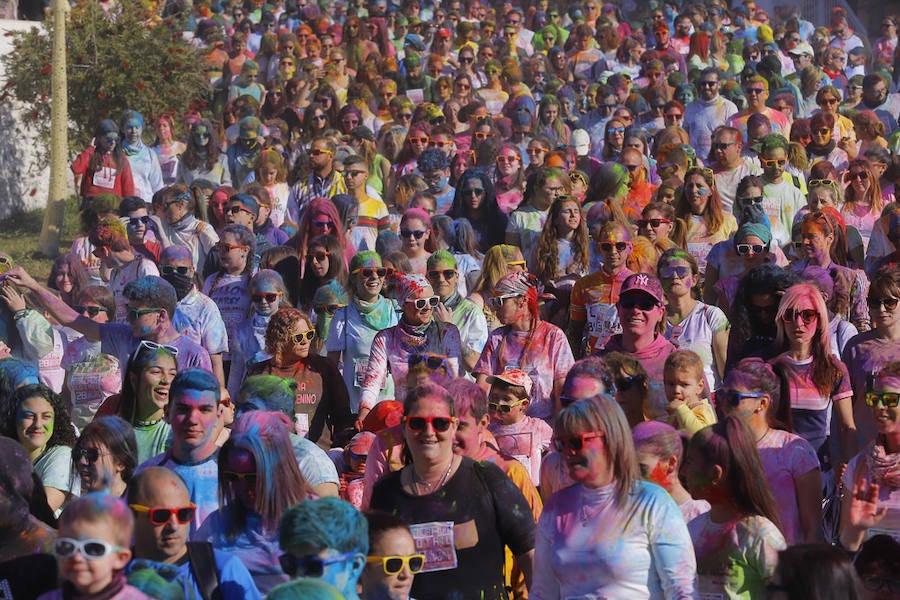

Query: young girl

[684,417,787,598]
[254,149,290,228]
[398,208,432,274]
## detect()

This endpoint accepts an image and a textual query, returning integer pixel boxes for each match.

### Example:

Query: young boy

[663,350,717,437]
[486,369,552,485]
[40,493,151,599]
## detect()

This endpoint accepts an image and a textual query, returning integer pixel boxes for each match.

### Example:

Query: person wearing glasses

[118,195,167,263]
[72,118,136,202]
[683,68,738,163]
[492,143,526,216]
[754,134,806,248]
[839,360,900,551]
[287,137,347,223]
[195,411,310,594]
[727,76,790,137]
[128,466,261,599]
[361,512,424,600]
[448,169,509,252]
[533,394,696,598]
[370,383,535,599]
[72,416,137,499]
[842,158,885,248]
[158,184,220,273]
[277,497,367,599]
[807,109,851,172]
[246,307,353,447]
[359,274,462,427]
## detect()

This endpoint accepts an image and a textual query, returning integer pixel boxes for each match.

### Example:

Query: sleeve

[705,304,730,334]
[361,432,390,510]
[359,330,389,411]
[645,487,698,599]
[477,461,536,556]
[148,150,165,194]
[831,358,854,401]
[311,359,355,446]
[119,159,136,198]
[35,446,76,493]
[294,437,341,488]
[745,518,787,588]
[532,509,561,599]
[218,156,233,188]
[214,552,263,600]
[787,436,821,478]
[15,310,55,362]
[464,307,489,355]
[71,146,94,175]
[324,307,346,353]
[672,401,717,437]
[99,323,135,362]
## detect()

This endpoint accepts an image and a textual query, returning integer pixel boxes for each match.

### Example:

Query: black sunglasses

[161,265,191,276]
[408,354,449,369]
[619,296,658,311]
[279,552,355,578]
[616,374,646,392]
[75,447,101,463]
[74,305,109,318]
[427,269,456,280]
[867,297,899,311]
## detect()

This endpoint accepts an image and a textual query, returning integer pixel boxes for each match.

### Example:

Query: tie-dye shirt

[687,512,786,600]
[534,480,697,599]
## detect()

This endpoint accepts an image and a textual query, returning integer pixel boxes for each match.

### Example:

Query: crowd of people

[2,0,900,597]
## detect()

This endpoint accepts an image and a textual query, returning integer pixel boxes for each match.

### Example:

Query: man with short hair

[118,195,166,262]
[6,270,212,377]
[726,76,790,137]
[418,148,455,215]
[683,68,739,161]
[89,217,159,322]
[344,155,389,252]
[127,466,261,599]
[226,115,265,185]
[288,137,346,223]
[757,134,805,247]
[860,74,900,136]
[159,186,219,273]
[278,497,368,599]
[137,369,225,531]
[710,126,761,214]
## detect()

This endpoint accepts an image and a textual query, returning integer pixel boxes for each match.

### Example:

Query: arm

[514,549,534,590]
[794,467,824,543]
[702,264,720,304]
[834,395,859,462]
[326,350,342,369]
[839,478,887,552]
[530,519,560,599]
[4,268,101,342]
[357,330,389,424]
[312,482,339,497]
[44,487,68,513]
[712,327,729,380]
[209,353,226,391]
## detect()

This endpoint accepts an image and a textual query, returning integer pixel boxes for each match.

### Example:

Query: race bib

[353,357,369,388]
[406,88,425,104]
[410,521,458,573]
[92,167,117,189]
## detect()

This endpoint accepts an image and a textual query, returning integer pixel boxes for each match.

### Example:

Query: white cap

[571,129,590,156]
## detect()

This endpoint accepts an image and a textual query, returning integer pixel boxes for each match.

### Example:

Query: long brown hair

[533,196,590,284]
[675,166,727,236]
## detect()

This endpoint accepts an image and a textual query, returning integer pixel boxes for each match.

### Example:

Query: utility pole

[36,0,68,258]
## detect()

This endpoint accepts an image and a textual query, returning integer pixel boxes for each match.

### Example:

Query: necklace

[412,456,454,496]
[756,428,771,444]
[135,415,164,428]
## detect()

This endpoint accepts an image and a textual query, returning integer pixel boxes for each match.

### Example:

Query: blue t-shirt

[126,548,262,600]
[100,324,212,380]
[137,451,220,538]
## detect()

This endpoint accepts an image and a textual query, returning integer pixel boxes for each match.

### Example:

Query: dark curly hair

[3,383,77,449]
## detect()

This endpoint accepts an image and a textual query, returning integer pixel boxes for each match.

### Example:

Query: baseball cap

[486,369,534,397]
[348,431,376,456]
[619,273,665,306]
[788,42,813,56]
[436,27,451,38]
[404,33,426,52]
[571,129,590,156]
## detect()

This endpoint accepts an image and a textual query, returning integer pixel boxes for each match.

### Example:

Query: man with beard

[684,68,739,162]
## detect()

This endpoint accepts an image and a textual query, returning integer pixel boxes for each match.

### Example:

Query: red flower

[40,63,51,75]
[123,61,131,69]
[136,81,145,91]
[98,92,105,99]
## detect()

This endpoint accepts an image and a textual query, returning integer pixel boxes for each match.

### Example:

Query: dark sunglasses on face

[75,447,102,463]
[427,269,456,280]
[526,147,548,155]
[126,307,162,321]
[554,432,603,452]
[74,305,109,318]
[226,205,254,216]
[847,171,868,181]
[221,471,257,484]
[736,243,766,256]
[488,399,527,413]
[865,392,900,408]
[353,267,387,278]
[408,354,450,369]
[867,296,899,311]
[130,504,197,526]
[616,375,646,391]
[127,215,151,227]
[781,308,817,324]
[293,330,316,343]
[279,552,356,578]
[405,296,440,310]
[404,415,457,432]
[252,292,282,303]
[400,229,427,239]
[638,218,672,229]
[161,265,191,276]
[312,219,335,229]
[658,265,691,279]
[607,126,625,134]
[698,80,718,87]
[308,251,330,262]
[462,187,485,196]
[740,195,764,205]
[599,241,628,253]
[619,295,658,311]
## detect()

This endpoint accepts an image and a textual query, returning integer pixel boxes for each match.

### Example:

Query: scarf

[121,140,143,157]
[805,138,835,158]
[867,437,900,489]
[168,212,199,234]
[62,573,126,600]
[442,291,463,311]
[399,317,431,338]
[353,296,395,331]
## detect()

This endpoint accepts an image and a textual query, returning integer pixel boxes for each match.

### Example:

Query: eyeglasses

[865,392,900,408]
[408,354,450,369]
[225,205,254,217]
[712,141,738,151]
[280,551,356,578]
[488,399,527,413]
[54,538,123,560]
[74,447,103,463]
[126,307,163,321]
[400,229,428,239]
[221,471,258,483]
[161,265,191,276]
[217,242,249,252]
[808,179,835,189]
[293,330,316,343]
[366,554,426,575]
[718,389,767,407]
[308,251,330,262]
[698,80,719,87]
[619,295,659,310]
[130,504,197,526]
[759,158,786,168]
[736,243,767,256]
[658,265,691,279]
[487,293,522,310]
[606,126,625,134]
[404,415,457,432]
[526,147,548,155]
[782,308,817,324]
[615,374,646,392]
[664,113,682,121]
[462,187,485,196]
[847,171,868,181]
[408,136,430,144]
[405,295,440,310]
[638,218,672,229]
[126,215,151,227]
[739,195,764,206]
[252,292,282,303]
[309,149,333,156]
[352,267,387,278]
[430,140,454,149]
[867,296,899,311]
[312,219,335,229]
[496,156,519,164]
[599,241,628,253]
[74,305,109,318]
[427,269,456,280]
[554,432,603,452]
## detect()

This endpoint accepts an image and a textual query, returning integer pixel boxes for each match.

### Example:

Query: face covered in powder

[16,394,55,456]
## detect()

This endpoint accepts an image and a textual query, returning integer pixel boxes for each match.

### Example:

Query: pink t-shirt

[488,415,553,485]
[757,428,820,545]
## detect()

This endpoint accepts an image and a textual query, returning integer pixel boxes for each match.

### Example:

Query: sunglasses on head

[252,292,282,303]
[718,389,767,407]
[161,265,191,276]
[130,503,197,526]
[867,296,899,311]
[408,354,449,369]
[619,295,658,311]
[316,303,346,315]
[488,399,527,413]
[404,415,457,431]
[366,554,426,575]
[74,305,109,318]
[400,229,428,239]
[293,330,316,343]
[405,296,440,310]
[554,432,603,452]
[599,241,628,253]
[658,265,691,279]
[353,267,387,278]
[781,308,817,324]
[427,269,456,280]
[736,243,766,256]
[637,218,672,229]
[865,392,900,408]
[54,538,123,560]
[279,551,356,578]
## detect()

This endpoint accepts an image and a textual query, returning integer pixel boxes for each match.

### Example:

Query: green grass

[0,196,81,282]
